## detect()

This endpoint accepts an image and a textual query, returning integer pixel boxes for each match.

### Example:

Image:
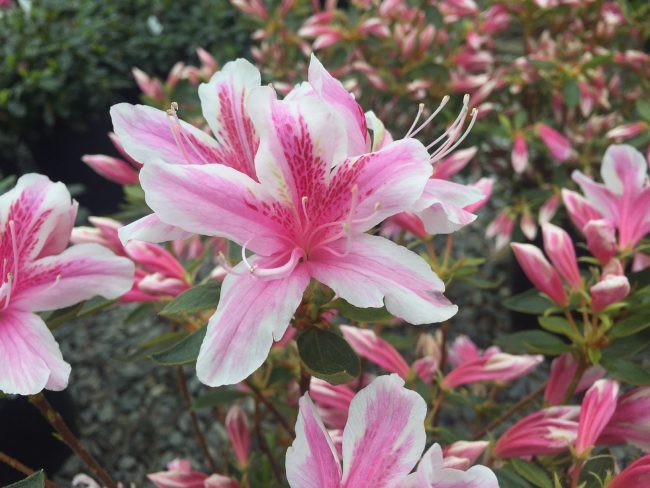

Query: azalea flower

[0,174,134,395]
[148,459,239,488]
[569,144,650,252]
[286,374,497,487]
[113,56,460,387]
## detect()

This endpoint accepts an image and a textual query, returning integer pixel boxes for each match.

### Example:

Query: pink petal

[511,243,567,306]
[286,394,342,488]
[590,274,630,312]
[198,59,261,177]
[247,85,348,209]
[561,189,602,232]
[407,444,498,488]
[447,335,481,368]
[541,223,581,289]
[0,309,70,395]
[110,103,222,165]
[575,379,620,455]
[0,174,77,262]
[600,144,647,196]
[431,147,478,179]
[341,374,426,487]
[413,180,482,234]
[340,325,411,378]
[308,55,368,156]
[119,214,191,245]
[309,234,457,325]
[139,160,287,255]
[12,243,134,312]
[196,260,309,387]
[572,170,620,223]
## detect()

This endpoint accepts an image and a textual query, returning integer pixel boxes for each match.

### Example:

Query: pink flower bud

[443,440,488,469]
[196,47,218,72]
[575,379,619,456]
[166,61,186,89]
[359,18,390,38]
[432,147,478,179]
[590,274,630,312]
[544,353,605,405]
[511,134,528,174]
[606,122,648,141]
[413,356,438,384]
[494,406,580,458]
[309,378,355,429]
[340,325,410,378]
[132,68,164,102]
[600,387,650,452]
[447,335,480,368]
[464,178,493,213]
[583,219,617,263]
[418,25,436,52]
[148,459,207,488]
[82,154,139,185]
[542,223,582,289]
[204,474,240,488]
[561,189,603,232]
[520,212,537,241]
[511,243,568,305]
[607,455,650,488]
[313,32,342,50]
[538,124,573,161]
[226,405,251,467]
[383,212,428,240]
[125,241,186,279]
[486,211,515,250]
[137,273,189,297]
[539,194,560,224]
[442,351,542,389]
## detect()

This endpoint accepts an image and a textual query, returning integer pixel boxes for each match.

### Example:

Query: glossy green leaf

[329,298,393,323]
[159,281,220,320]
[297,326,360,384]
[150,325,207,365]
[608,313,650,338]
[6,471,45,488]
[510,458,552,488]
[127,331,188,361]
[637,100,650,122]
[192,388,247,410]
[503,289,554,315]
[538,316,578,339]
[494,468,532,488]
[601,358,650,386]
[562,79,580,108]
[496,330,570,355]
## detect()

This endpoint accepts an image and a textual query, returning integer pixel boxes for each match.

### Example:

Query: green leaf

[503,289,554,315]
[150,325,207,365]
[601,329,650,359]
[127,331,188,361]
[496,330,570,355]
[123,302,158,326]
[538,316,578,339]
[562,79,580,108]
[637,100,650,122]
[192,388,247,410]
[510,458,552,488]
[494,468,532,488]
[601,357,650,385]
[6,471,45,488]
[159,281,220,320]
[630,266,650,288]
[608,313,650,338]
[297,326,360,384]
[329,298,393,323]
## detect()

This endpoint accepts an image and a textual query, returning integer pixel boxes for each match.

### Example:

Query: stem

[429,388,446,428]
[442,235,454,270]
[473,382,547,440]
[299,363,311,396]
[564,310,581,338]
[245,380,295,438]
[29,393,116,488]
[253,400,283,484]
[0,452,60,488]
[425,239,438,265]
[430,321,450,428]
[176,367,218,473]
[571,460,584,488]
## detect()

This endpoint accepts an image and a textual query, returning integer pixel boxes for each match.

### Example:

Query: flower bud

[575,379,619,456]
[511,133,528,174]
[583,219,617,263]
[511,243,568,305]
[226,405,251,467]
[340,325,410,379]
[590,274,630,311]
[538,124,573,161]
[82,155,139,185]
[542,223,581,290]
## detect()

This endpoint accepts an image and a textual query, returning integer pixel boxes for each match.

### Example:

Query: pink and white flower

[574,379,619,457]
[148,459,239,488]
[113,56,459,387]
[607,455,650,488]
[0,174,134,395]
[286,374,497,487]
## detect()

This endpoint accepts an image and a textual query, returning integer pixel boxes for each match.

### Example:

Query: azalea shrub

[2,4,650,488]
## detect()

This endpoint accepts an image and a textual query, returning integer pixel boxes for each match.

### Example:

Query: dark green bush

[0,0,252,166]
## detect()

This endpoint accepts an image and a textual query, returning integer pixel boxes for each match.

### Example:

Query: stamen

[404,103,425,138]
[216,252,248,276]
[249,248,303,278]
[166,103,193,164]
[301,196,310,225]
[431,108,478,163]
[406,96,450,139]
[1,272,12,311]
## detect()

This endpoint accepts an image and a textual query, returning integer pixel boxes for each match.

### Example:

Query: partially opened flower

[340,325,411,379]
[0,174,134,395]
[148,459,239,488]
[544,353,605,405]
[404,444,498,488]
[607,455,650,488]
[575,379,620,457]
[493,406,580,458]
[511,243,567,305]
[442,441,489,470]
[571,144,650,251]
[599,386,650,452]
[114,56,459,387]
